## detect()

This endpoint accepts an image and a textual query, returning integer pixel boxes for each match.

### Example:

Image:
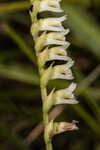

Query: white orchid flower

[45,32,70,48]
[52,59,74,80]
[54,83,78,104]
[48,46,70,61]
[39,16,67,32]
[39,0,63,12]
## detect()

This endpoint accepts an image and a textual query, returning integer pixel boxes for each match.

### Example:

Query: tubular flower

[30,0,78,150]
[52,60,74,80]
[54,83,78,105]
[45,120,78,139]
[39,16,67,32]
[35,31,70,52]
[31,16,68,34]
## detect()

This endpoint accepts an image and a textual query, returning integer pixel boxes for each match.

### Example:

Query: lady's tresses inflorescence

[29,0,79,150]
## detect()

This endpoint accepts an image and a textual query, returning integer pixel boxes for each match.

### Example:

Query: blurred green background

[0,0,100,150]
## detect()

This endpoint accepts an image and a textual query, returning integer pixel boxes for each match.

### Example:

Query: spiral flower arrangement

[29,0,78,150]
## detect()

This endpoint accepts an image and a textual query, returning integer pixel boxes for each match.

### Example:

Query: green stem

[41,86,47,102]
[38,62,53,150]
[41,85,53,150]
[46,143,53,150]
[43,111,48,126]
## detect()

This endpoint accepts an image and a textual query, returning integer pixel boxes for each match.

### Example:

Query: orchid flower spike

[30,0,79,149]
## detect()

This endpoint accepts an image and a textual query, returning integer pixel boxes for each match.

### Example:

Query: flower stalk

[29,0,78,150]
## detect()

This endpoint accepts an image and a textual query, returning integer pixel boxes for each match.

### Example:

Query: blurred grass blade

[0,64,39,85]
[2,23,36,64]
[0,88,41,100]
[63,0,90,6]
[0,50,23,63]
[62,5,100,60]
[0,1,30,13]
[71,104,100,136]
[0,123,31,150]
[75,65,100,119]
[77,65,100,93]
[81,90,100,119]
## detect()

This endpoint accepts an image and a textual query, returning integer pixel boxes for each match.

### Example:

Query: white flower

[35,31,70,51]
[38,46,70,67]
[48,46,70,61]
[52,59,74,80]
[39,0,63,12]
[39,16,67,32]
[54,82,78,105]
[54,120,79,134]
[45,32,70,48]
[45,120,78,137]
